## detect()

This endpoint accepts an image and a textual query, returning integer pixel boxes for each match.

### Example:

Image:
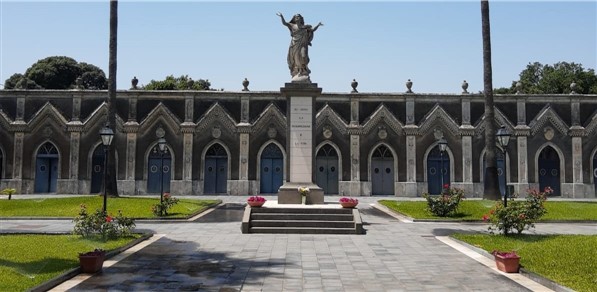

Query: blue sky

[1,1,595,93]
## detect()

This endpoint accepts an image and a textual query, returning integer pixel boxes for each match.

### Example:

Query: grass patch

[452,234,597,292]
[0,196,220,218]
[378,200,597,221]
[0,234,141,292]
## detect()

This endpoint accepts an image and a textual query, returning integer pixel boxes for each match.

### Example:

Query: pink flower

[106,216,113,222]
[482,215,489,222]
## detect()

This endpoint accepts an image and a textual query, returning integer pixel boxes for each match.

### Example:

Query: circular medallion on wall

[267,127,277,138]
[378,127,387,139]
[156,127,165,138]
[323,126,333,139]
[543,127,554,140]
[212,127,221,139]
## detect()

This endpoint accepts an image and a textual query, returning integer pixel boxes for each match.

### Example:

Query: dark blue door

[316,145,339,194]
[34,142,59,193]
[427,146,450,195]
[594,155,597,194]
[538,146,560,195]
[484,151,506,196]
[90,146,106,194]
[371,145,394,195]
[147,146,171,193]
[204,144,227,194]
[260,143,284,193]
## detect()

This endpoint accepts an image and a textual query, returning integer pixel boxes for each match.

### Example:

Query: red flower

[106,216,113,222]
[443,184,450,189]
[489,209,495,215]
[482,215,489,222]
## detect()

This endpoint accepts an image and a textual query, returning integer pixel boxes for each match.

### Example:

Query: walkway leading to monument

[2,196,595,291]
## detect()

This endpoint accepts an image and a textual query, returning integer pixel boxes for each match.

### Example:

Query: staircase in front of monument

[241,206,364,234]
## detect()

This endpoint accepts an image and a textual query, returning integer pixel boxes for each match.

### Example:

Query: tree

[3,56,107,90]
[105,0,119,197]
[504,62,597,94]
[143,75,211,90]
[481,0,501,200]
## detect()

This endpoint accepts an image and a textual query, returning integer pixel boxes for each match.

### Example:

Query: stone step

[250,220,356,228]
[250,213,354,221]
[249,207,353,215]
[249,226,359,234]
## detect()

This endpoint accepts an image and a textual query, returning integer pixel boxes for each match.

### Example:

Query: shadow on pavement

[195,203,245,223]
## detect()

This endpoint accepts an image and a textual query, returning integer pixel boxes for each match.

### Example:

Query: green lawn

[378,200,597,221]
[0,196,220,218]
[452,234,597,292]
[0,234,141,292]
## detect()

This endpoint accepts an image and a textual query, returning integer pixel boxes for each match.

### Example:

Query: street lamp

[496,126,511,208]
[157,137,167,216]
[99,125,114,214]
[438,137,448,193]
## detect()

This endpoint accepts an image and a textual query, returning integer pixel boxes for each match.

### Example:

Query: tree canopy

[143,75,211,90]
[4,56,107,90]
[495,61,597,94]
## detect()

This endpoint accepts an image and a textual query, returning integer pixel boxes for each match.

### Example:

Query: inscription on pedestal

[289,96,312,183]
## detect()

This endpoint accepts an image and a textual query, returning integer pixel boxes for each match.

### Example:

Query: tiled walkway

[2,196,596,291]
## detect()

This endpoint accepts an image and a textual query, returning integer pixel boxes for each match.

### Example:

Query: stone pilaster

[233,132,250,196]
[66,131,81,193]
[461,97,471,125]
[460,135,474,195]
[346,134,362,196]
[398,133,418,196]
[517,100,526,125]
[570,127,585,197]
[10,132,24,192]
[128,96,137,122]
[185,96,194,123]
[406,97,415,125]
[177,131,193,195]
[514,126,530,196]
[72,96,81,121]
[118,130,137,195]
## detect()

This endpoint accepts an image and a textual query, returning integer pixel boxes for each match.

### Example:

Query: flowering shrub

[151,193,180,216]
[339,197,359,204]
[73,204,135,240]
[483,187,551,235]
[79,248,106,257]
[422,184,465,217]
[492,250,520,259]
[247,196,266,203]
[298,187,310,196]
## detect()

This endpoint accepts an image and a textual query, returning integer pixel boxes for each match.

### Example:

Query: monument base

[278,182,324,204]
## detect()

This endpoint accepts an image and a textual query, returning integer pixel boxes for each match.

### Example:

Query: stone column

[400,97,418,196]
[121,123,139,195]
[67,130,81,194]
[278,82,323,204]
[179,129,194,195]
[514,127,530,196]
[570,128,585,198]
[10,132,24,192]
[459,96,474,194]
[234,95,251,196]
[345,96,361,196]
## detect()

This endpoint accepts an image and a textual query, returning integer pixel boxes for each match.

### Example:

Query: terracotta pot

[340,202,358,208]
[79,251,105,273]
[247,201,264,207]
[494,254,520,273]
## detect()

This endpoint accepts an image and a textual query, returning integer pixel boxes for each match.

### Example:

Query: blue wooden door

[260,144,283,193]
[147,146,171,193]
[484,151,506,196]
[427,146,450,195]
[34,143,59,193]
[204,144,227,194]
[90,146,105,194]
[371,145,394,195]
[538,146,560,195]
[594,155,597,194]
[316,145,339,194]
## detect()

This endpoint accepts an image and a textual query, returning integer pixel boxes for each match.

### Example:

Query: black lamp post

[157,137,167,216]
[99,125,114,214]
[496,126,511,208]
[438,137,448,193]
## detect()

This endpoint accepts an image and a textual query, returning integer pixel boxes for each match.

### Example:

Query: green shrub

[151,193,180,216]
[73,204,135,239]
[422,184,465,217]
[483,187,550,234]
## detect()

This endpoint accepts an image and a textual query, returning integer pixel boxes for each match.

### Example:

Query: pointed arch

[315,140,343,179]
[87,142,119,193]
[200,140,231,181]
[368,142,398,195]
[315,141,343,194]
[32,140,61,193]
[418,104,459,137]
[423,140,455,185]
[534,142,565,184]
[143,140,175,181]
[479,146,510,183]
[256,140,287,183]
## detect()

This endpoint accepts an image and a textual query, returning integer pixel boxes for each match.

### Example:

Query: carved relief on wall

[323,125,332,139]
[543,127,554,140]
[378,126,387,139]
[212,127,222,139]
[267,126,277,138]
[155,127,165,138]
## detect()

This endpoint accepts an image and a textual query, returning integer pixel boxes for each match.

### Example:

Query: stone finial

[461,80,469,94]
[351,79,358,93]
[242,78,250,91]
[131,76,139,89]
[75,77,84,90]
[515,81,522,94]
[570,81,577,94]
[405,79,413,93]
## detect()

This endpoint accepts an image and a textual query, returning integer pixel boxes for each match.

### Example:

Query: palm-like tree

[481,0,500,200]
[106,0,119,196]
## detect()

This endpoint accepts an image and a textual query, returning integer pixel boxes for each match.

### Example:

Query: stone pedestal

[278,182,324,204]
[278,83,324,204]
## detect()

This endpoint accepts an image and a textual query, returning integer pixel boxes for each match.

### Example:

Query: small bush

[422,184,465,217]
[1,188,17,200]
[151,193,180,216]
[483,187,550,234]
[73,204,135,240]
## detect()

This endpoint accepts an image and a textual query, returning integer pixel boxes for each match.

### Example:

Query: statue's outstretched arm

[313,22,324,32]
[276,12,290,28]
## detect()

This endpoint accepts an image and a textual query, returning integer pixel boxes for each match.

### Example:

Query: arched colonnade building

[0,88,596,198]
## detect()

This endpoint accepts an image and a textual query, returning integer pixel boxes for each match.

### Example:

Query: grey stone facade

[0,89,596,198]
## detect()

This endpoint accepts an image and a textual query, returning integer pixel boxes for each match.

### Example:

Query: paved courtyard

[2,196,596,291]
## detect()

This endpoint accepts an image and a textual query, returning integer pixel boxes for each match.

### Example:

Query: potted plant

[79,249,106,273]
[339,197,359,208]
[298,187,310,204]
[247,196,266,207]
[492,250,520,273]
